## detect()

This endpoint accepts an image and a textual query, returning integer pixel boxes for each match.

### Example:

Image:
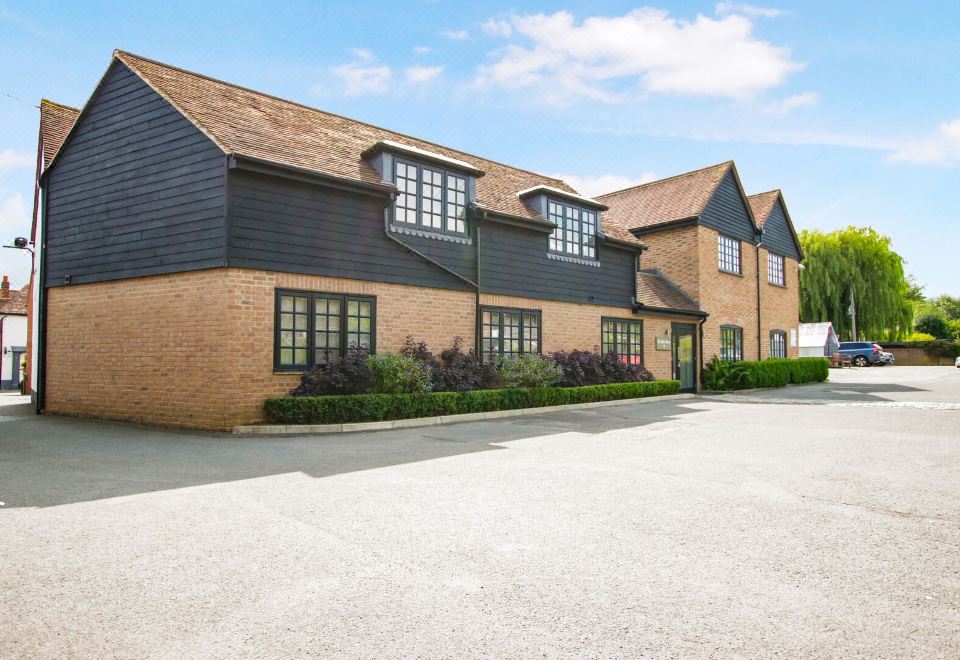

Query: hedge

[264,379,682,425]
[703,357,829,391]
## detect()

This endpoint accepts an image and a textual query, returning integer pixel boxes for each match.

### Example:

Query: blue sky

[1,1,957,294]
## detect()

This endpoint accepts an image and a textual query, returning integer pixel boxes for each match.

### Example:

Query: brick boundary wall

[45,268,699,430]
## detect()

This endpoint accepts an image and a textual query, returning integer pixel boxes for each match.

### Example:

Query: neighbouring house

[0,277,29,391]
[798,322,840,358]
[31,50,714,430]
[598,162,803,371]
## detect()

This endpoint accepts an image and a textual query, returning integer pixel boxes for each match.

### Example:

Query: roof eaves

[516,185,608,210]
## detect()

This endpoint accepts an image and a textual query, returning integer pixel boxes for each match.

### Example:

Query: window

[480,307,541,363]
[718,235,741,274]
[548,199,597,259]
[720,325,743,362]
[393,159,468,235]
[770,330,787,358]
[601,318,643,365]
[767,252,785,286]
[276,290,375,370]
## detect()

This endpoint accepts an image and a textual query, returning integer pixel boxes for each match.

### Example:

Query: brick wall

[635,225,700,305]
[697,226,760,362]
[758,249,800,359]
[45,268,696,430]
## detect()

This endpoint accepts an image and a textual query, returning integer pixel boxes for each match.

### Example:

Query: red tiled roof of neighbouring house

[105,50,637,244]
[40,100,81,170]
[597,162,732,235]
[747,189,781,228]
[0,284,29,315]
[635,270,701,313]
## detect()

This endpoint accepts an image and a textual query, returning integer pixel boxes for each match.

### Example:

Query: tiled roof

[113,50,635,242]
[597,162,732,234]
[40,100,80,170]
[635,269,701,313]
[0,284,29,315]
[747,190,780,228]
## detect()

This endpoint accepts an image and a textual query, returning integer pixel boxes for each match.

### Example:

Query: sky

[0,1,957,295]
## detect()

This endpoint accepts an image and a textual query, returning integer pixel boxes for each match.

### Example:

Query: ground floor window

[720,325,743,362]
[770,330,787,358]
[480,306,541,363]
[275,290,375,370]
[601,318,643,365]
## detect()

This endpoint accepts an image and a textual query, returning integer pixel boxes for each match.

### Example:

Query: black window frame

[718,234,742,275]
[393,157,469,236]
[767,252,785,286]
[720,325,743,362]
[479,306,542,364]
[547,198,598,260]
[601,317,644,365]
[770,330,787,358]
[274,289,377,371]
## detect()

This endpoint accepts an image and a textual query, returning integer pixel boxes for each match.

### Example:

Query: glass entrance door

[672,323,697,392]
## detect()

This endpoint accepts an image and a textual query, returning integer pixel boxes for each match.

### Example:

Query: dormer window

[548,199,597,259]
[394,159,468,235]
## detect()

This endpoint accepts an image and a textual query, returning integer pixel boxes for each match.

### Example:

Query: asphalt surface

[1,366,959,658]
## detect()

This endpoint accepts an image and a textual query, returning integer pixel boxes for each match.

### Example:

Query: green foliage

[949,319,960,341]
[264,380,682,425]
[497,354,562,388]
[367,353,432,393]
[798,227,913,341]
[920,339,960,359]
[904,332,936,342]
[931,295,960,321]
[703,356,829,391]
[914,311,952,339]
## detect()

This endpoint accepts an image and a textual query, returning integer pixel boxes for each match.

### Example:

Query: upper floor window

[718,235,741,274]
[770,330,787,358]
[601,318,643,365]
[767,252,785,286]
[275,290,375,370]
[480,306,541,364]
[394,159,467,235]
[548,200,597,259]
[720,325,743,362]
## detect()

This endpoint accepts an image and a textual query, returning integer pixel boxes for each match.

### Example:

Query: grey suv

[838,341,884,367]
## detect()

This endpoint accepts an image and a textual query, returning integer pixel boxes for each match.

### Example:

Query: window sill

[767,281,787,288]
[274,369,305,375]
[547,252,601,267]
[718,268,743,277]
[390,223,472,245]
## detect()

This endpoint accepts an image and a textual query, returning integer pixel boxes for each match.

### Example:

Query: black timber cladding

[760,198,802,260]
[226,170,472,290]
[478,220,636,307]
[700,169,757,243]
[44,60,226,286]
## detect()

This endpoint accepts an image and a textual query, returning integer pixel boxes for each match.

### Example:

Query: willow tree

[798,227,913,340]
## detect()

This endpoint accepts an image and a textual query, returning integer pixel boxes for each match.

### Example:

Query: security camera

[13,237,28,249]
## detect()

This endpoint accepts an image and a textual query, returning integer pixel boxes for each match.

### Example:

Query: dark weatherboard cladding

[44,61,226,286]
[760,198,802,260]
[700,169,757,243]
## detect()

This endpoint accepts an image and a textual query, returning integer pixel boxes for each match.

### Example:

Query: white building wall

[2,314,28,388]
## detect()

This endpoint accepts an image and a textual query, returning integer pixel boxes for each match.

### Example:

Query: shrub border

[262,380,681,426]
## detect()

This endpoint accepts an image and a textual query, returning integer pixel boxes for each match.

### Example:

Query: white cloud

[0,191,29,233]
[761,91,819,115]
[440,29,469,41]
[331,63,392,96]
[0,149,33,173]
[715,3,786,18]
[475,9,803,104]
[413,46,432,55]
[406,65,444,84]
[888,119,960,165]
[481,18,513,37]
[350,48,375,61]
[550,172,656,198]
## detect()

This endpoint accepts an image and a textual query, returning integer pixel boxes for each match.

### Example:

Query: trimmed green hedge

[703,357,829,391]
[264,379,682,425]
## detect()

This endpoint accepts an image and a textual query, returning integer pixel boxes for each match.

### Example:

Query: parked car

[880,351,895,365]
[838,341,884,367]
[955,355,960,368]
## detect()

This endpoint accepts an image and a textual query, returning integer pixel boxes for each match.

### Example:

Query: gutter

[755,229,762,360]
[381,194,479,291]
[629,216,699,237]
[632,301,708,319]
[229,154,396,198]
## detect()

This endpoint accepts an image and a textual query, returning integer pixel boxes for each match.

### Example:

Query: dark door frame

[671,322,698,393]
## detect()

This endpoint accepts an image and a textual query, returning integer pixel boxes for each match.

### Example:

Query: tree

[914,311,952,339]
[931,294,960,321]
[798,226,913,341]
